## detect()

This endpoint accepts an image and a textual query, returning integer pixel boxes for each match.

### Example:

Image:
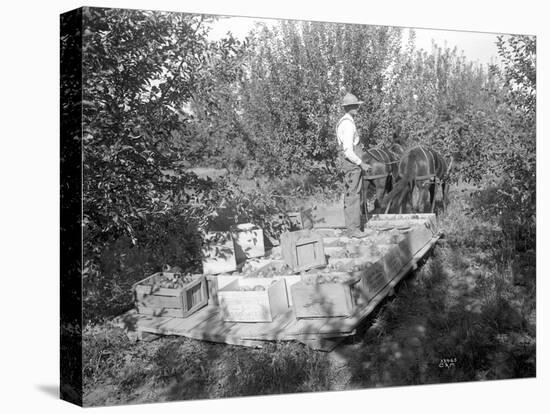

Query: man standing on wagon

[336,93,371,238]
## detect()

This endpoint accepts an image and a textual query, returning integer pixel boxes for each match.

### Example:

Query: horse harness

[403,145,435,182]
[363,147,400,180]
[405,146,452,189]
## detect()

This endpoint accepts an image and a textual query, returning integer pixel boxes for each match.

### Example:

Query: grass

[82,180,536,406]
[82,330,333,406]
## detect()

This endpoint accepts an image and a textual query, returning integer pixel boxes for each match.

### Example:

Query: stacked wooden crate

[230,223,265,263]
[134,214,438,325]
[290,278,354,318]
[133,273,208,318]
[124,214,440,349]
[276,215,436,319]
[300,201,346,229]
[218,278,289,322]
[280,229,326,272]
[202,224,267,274]
[201,231,238,274]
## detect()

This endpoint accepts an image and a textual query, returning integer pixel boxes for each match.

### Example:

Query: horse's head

[379,187,408,214]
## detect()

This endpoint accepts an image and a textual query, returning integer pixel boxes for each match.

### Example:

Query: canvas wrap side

[60,7,84,407]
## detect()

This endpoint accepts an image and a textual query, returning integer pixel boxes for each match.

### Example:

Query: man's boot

[347,228,367,238]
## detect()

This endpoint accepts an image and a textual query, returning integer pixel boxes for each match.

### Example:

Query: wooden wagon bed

[115,214,440,351]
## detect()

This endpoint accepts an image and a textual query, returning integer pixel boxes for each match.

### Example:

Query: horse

[383,146,452,214]
[361,142,404,214]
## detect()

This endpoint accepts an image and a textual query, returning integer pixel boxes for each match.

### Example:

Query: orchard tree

[496,35,535,116]
[489,35,536,246]
[238,20,402,177]
[82,7,223,248]
[80,8,237,319]
[186,34,253,171]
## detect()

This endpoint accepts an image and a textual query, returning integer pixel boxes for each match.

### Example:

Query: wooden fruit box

[287,211,305,230]
[350,228,432,307]
[312,228,347,238]
[301,201,346,229]
[218,277,289,322]
[400,222,437,256]
[205,259,290,307]
[349,252,406,309]
[365,213,437,259]
[240,257,278,275]
[326,242,393,262]
[202,231,237,274]
[291,280,354,318]
[133,273,208,318]
[383,244,407,276]
[230,223,265,263]
[326,256,376,272]
[367,213,438,234]
[280,229,326,272]
[352,261,389,306]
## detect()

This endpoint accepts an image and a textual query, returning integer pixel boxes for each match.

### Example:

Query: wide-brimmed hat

[341,93,364,107]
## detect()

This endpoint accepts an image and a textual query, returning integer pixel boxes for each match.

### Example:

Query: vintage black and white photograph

[60,5,536,408]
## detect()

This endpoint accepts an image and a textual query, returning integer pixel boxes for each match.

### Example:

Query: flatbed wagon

[115,214,440,351]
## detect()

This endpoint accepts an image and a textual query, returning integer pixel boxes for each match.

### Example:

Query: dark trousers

[341,159,363,231]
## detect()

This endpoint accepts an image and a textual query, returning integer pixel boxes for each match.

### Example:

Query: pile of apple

[254,263,291,278]
[145,272,195,289]
[236,280,278,291]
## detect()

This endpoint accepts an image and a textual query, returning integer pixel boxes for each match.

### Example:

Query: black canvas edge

[60,7,83,407]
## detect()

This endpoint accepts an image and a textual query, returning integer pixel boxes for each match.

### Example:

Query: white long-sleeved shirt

[336,113,362,165]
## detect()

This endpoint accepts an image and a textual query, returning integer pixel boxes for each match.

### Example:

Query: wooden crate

[133,273,208,318]
[303,201,346,229]
[383,244,406,276]
[401,223,436,256]
[368,214,438,236]
[287,212,304,230]
[230,223,265,263]
[280,229,326,272]
[201,231,237,274]
[368,213,437,223]
[218,277,289,322]
[366,214,436,261]
[205,274,243,307]
[351,243,411,307]
[395,238,413,265]
[291,280,354,318]
[352,261,389,306]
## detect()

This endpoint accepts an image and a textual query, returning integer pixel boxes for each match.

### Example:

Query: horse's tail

[383,152,416,213]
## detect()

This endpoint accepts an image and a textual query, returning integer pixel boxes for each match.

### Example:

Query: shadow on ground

[334,245,535,389]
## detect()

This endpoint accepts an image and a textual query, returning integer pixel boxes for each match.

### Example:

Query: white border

[0,1,546,413]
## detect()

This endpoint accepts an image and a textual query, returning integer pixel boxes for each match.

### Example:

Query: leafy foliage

[478,35,536,248]
[78,9,535,323]
[80,8,291,322]
[236,21,402,177]
[496,35,536,115]
[82,8,216,244]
